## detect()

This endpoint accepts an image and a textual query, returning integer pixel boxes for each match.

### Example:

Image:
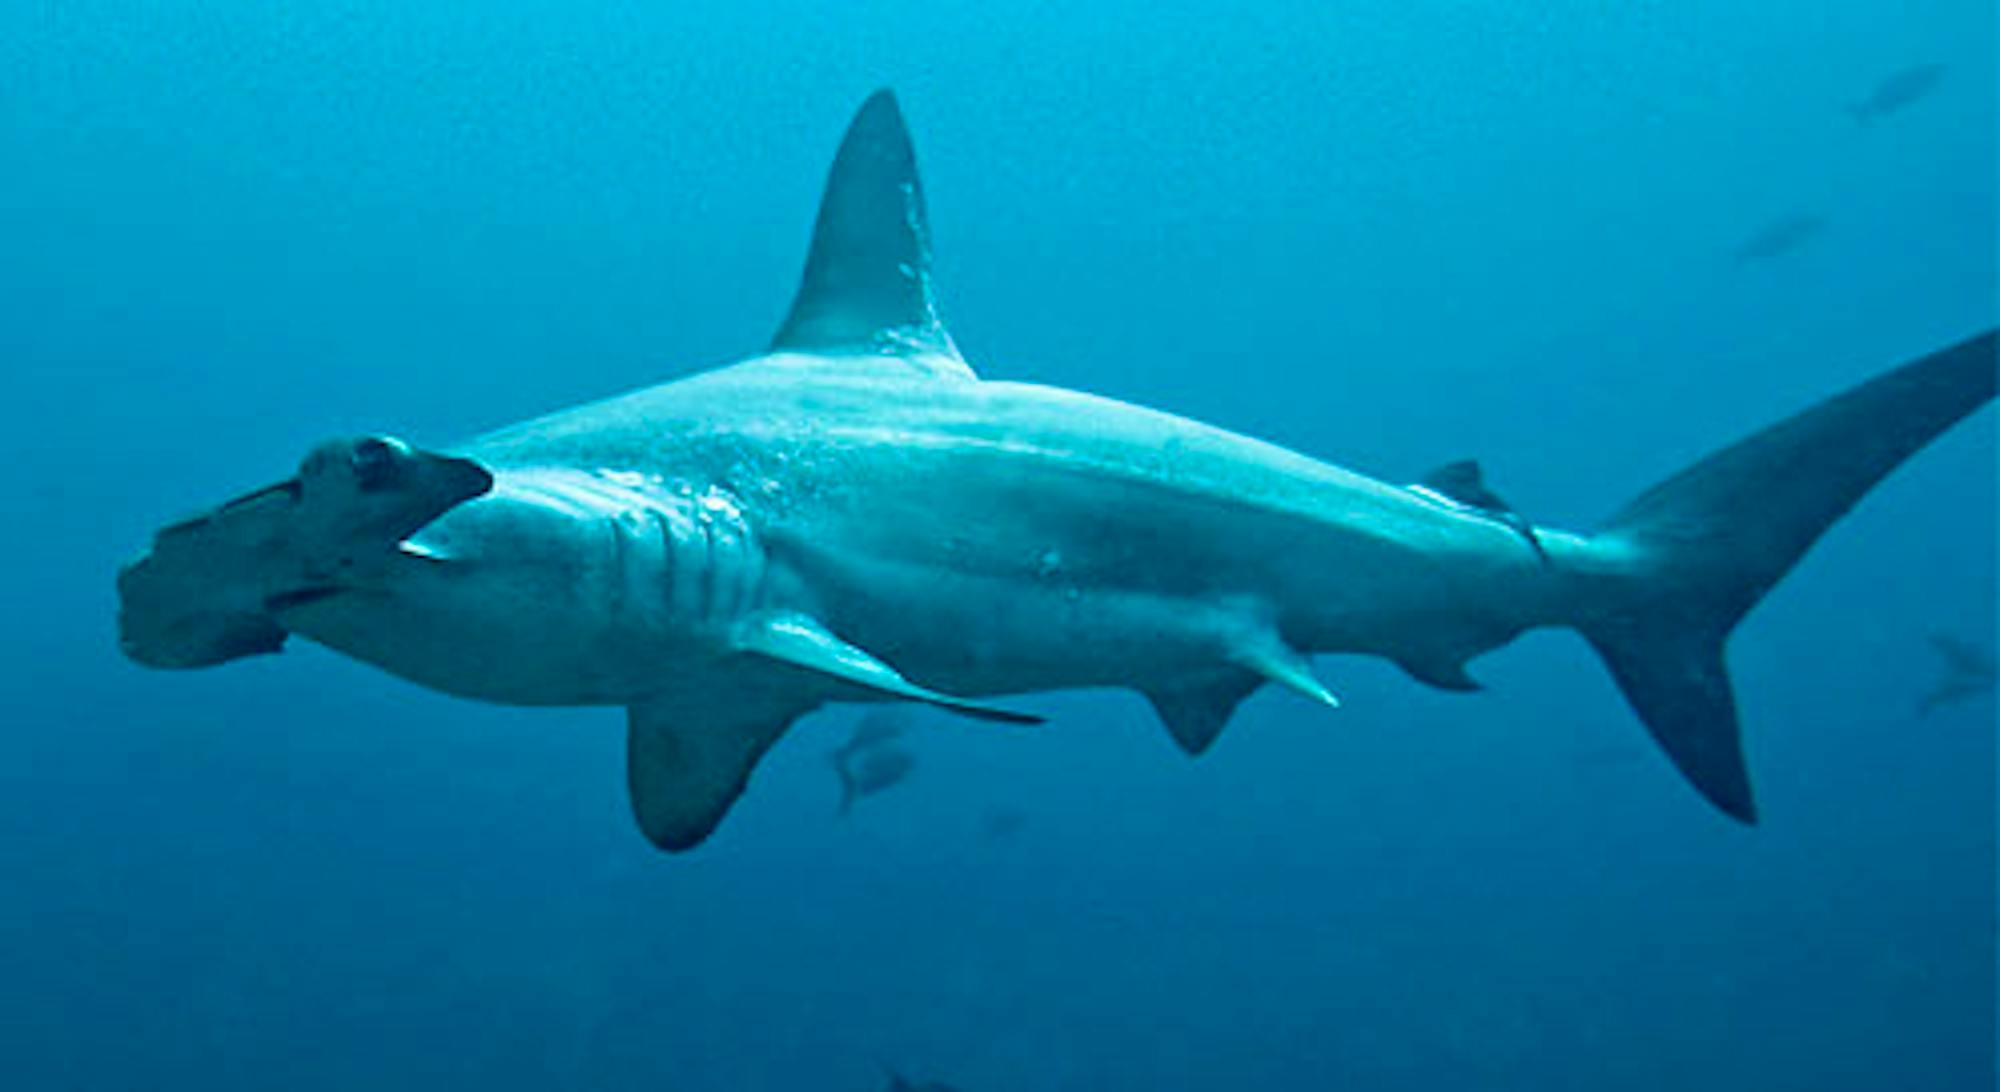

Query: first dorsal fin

[770,90,970,377]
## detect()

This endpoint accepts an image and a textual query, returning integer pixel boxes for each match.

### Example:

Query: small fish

[1848,63,1947,123]
[836,709,909,760]
[832,712,918,815]
[1733,214,1827,264]
[1919,632,1996,716]
[980,805,1028,841]
[884,1066,960,1092]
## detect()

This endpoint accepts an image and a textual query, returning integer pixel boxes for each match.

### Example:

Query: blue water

[3,2,1994,1088]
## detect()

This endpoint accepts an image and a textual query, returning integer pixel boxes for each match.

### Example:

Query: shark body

[119,92,1997,851]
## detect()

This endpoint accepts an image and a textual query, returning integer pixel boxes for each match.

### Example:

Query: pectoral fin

[732,611,1041,724]
[626,698,805,852]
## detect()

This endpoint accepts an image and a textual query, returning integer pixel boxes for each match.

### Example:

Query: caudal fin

[1578,330,1997,821]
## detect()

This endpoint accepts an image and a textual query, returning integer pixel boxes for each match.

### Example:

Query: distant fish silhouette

[841,709,908,756]
[884,1066,960,1092]
[979,805,1028,841]
[1848,63,1946,123]
[832,711,917,815]
[1733,214,1827,264]
[1919,632,1996,716]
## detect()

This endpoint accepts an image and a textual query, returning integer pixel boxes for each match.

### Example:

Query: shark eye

[351,436,401,490]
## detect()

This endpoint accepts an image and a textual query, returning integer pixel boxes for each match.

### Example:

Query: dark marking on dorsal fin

[770,90,970,377]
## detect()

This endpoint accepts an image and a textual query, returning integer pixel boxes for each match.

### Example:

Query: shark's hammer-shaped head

[124,424,777,706]
[117,435,492,669]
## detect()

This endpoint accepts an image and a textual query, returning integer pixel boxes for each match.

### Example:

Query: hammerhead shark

[118,91,1997,852]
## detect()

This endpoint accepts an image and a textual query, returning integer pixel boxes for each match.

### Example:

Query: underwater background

[3,1,1995,1088]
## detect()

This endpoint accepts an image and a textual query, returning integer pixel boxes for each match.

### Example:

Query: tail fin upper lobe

[1579,330,1996,821]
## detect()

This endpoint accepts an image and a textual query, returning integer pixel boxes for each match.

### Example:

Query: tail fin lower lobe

[1580,330,1996,821]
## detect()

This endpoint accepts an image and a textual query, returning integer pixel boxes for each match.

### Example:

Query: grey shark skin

[118,90,1999,853]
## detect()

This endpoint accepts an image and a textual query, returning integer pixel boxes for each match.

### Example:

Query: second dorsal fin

[1411,459,1549,563]
[770,90,970,377]
[1418,460,1503,509]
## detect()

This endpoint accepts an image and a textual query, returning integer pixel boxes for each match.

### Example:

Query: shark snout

[117,435,495,670]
